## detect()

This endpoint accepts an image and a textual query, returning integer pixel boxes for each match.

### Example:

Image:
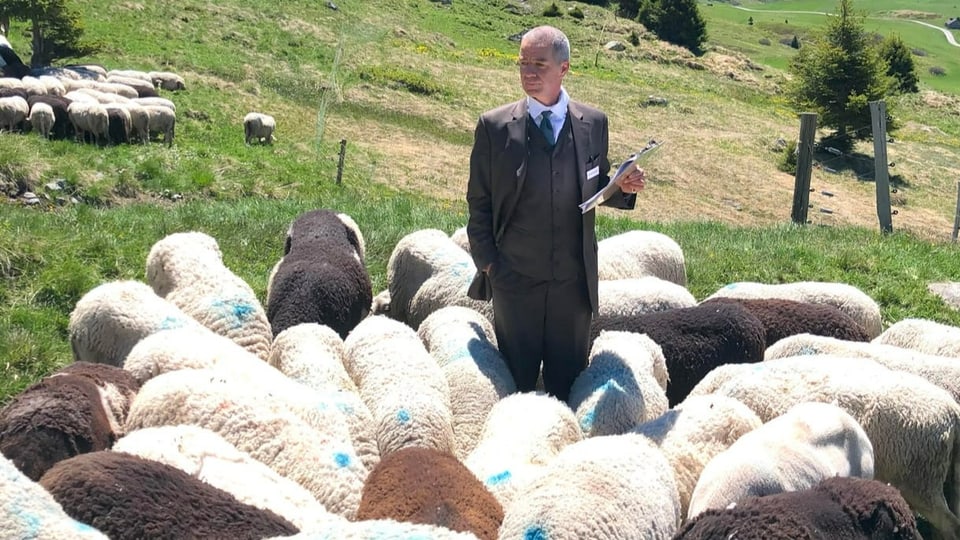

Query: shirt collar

[527,87,569,121]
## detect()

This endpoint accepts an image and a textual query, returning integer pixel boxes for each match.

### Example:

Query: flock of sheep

[3,208,960,539]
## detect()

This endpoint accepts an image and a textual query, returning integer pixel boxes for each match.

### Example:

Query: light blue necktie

[539,110,555,146]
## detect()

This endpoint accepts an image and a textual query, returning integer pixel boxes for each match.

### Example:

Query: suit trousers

[491,267,592,403]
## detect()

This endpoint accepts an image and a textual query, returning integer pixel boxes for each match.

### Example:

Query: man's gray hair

[525,26,570,63]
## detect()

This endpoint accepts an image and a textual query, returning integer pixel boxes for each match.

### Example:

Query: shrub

[628,31,640,47]
[930,66,947,76]
[358,66,446,96]
[759,37,771,46]
[777,138,798,174]
[911,48,926,57]
[569,6,584,19]
[543,3,562,17]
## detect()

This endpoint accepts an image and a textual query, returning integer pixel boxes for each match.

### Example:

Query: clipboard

[579,139,663,214]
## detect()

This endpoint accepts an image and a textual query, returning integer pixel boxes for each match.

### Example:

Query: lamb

[873,317,960,356]
[144,104,175,145]
[596,229,687,286]
[148,70,186,91]
[356,446,503,540]
[418,306,515,459]
[266,209,373,339]
[28,100,54,138]
[39,451,299,539]
[632,394,762,519]
[676,476,920,539]
[701,297,870,345]
[0,454,108,539]
[766,333,960,403]
[146,231,272,359]
[465,392,582,511]
[27,95,72,139]
[0,372,114,481]
[0,94,27,132]
[704,280,883,338]
[124,368,368,519]
[591,276,697,347]
[343,316,455,457]
[114,425,343,531]
[66,100,109,145]
[568,330,669,437]
[386,228,494,329]
[686,401,874,519]
[593,301,766,406]
[498,433,681,539]
[688,354,960,540]
[244,112,276,144]
[68,279,204,367]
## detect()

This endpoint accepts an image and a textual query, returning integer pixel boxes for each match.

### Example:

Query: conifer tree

[637,0,707,55]
[878,34,919,94]
[2,0,100,67]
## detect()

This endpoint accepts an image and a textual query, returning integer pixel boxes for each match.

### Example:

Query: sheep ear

[344,223,361,254]
[283,235,292,256]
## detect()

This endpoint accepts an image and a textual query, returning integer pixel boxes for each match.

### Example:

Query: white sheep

[686,401,874,519]
[19,76,46,97]
[92,81,138,99]
[145,231,272,360]
[498,433,681,539]
[72,87,132,104]
[688,355,960,539]
[465,392,583,511]
[144,104,175,145]
[597,229,687,286]
[148,70,186,91]
[124,102,149,143]
[0,454,109,539]
[704,280,883,338]
[593,276,697,339]
[569,330,669,437]
[244,112,275,144]
[873,317,960,356]
[68,280,204,367]
[0,95,27,132]
[417,306,515,459]
[633,394,762,519]
[105,75,156,96]
[124,368,368,519]
[66,100,109,144]
[36,75,65,96]
[266,520,481,539]
[114,425,345,531]
[132,96,175,111]
[450,226,471,253]
[28,101,54,138]
[106,69,153,84]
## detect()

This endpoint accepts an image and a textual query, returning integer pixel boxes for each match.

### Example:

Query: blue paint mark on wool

[798,345,818,356]
[333,452,352,468]
[159,315,187,330]
[451,260,471,278]
[335,402,355,415]
[487,470,511,485]
[13,507,41,538]
[211,298,256,329]
[74,519,100,533]
[396,409,411,423]
[523,524,550,540]
[580,410,595,432]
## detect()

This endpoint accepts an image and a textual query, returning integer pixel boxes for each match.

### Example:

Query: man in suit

[466,25,646,402]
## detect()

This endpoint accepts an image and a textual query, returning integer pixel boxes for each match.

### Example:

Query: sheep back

[597,229,687,285]
[57,361,140,433]
[702,297,869,344]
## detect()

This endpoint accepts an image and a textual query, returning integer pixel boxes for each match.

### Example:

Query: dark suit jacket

[466,98,636,313]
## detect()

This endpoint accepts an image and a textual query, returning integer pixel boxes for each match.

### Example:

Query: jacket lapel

[506,100,528,193]
[568,101,591,188]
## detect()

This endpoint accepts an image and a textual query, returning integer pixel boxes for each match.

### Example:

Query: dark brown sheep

[40,451,299,540]
[593,302,766,406]
[357,446,503,540]
[674,476,919,539]
[701,297,869,345]
[57,361,140,428]
[0,373,113,480]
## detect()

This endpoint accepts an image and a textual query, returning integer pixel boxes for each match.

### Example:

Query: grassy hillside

[2,0,960,401]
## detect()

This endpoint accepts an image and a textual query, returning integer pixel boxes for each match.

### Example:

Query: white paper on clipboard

[579,139,663,214]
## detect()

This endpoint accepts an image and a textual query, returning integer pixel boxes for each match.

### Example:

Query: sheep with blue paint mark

[386,229,493,329]
[873,317,960,356]
[125,367,367,519]
[114,425,344,531]
[569,330,669,437]
[498,433,681,539]
[687,401,874,519]
[269,323,380,470]
[418,306,515,459]
[632,394,762,519]
[597,229,688,286]
[0,454,108,539]
[344,316,455,457]
[146,231,273,360]
[464,392,582,512]
[68,280,204,367]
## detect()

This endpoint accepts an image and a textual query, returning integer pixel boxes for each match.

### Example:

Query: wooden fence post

[336,139,347,185]
[870,101,893,234]
[953,182,960,242]
[791,113,817,225]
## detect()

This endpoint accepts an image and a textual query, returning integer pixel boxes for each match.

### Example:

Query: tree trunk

[30,15,42,67]
[0,15,9,36]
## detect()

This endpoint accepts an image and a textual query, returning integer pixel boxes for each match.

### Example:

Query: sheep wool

[873,317,960,357]
[357,446,503,540]
[465,392,583,511]
[592,277,698,339]
[597,229,687,286]
[55,361,141,436]
[704,280,883,339]
[124,368,367,519]
[386,229,493,328]
[68,280,202,367]
[702,296,869,345]
[244,111,276,144]
[0,455,108,539]
[632,394,762,519]
[687,355,960,540]
[114,425,344,531]
[146,231,272,360]
[498,433,681,539]
[686,401,874,519]
[418,306,515,459]
[264,520,481,539]
[39,451,298,540]
[450,226,471,253]
[569,331,669,437]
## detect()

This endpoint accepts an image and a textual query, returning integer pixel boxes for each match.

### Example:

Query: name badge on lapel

[586,166,600,180]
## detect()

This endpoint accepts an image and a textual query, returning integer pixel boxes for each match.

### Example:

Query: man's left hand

[618,168,646,194]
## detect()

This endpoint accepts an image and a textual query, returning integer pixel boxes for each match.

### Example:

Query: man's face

[518,37,568,106]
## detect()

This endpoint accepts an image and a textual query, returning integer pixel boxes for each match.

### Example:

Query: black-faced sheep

[357,446,504,540]
[594,302,766,406]
[39,451,299,539]
[267,209,373,339]
[244,112,275,144]
[675,476,919,539]
[701,297,869,345]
